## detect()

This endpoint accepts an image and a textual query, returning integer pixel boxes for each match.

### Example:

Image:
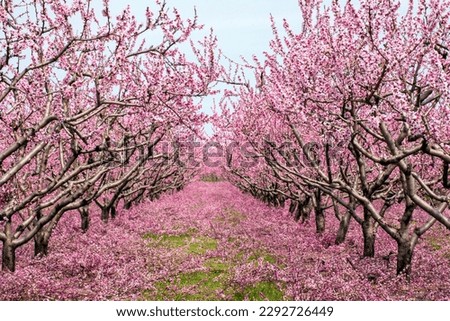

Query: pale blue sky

[169,1,303,60]
[116,1,303,61]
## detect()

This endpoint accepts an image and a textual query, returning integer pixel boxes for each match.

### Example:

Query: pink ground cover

[0,182,449,300]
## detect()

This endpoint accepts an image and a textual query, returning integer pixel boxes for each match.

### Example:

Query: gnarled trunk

[2,221,16,272]
[314,190,325,233]
[34,211,65,257]
[80,207,90,233]
[124,201,132,210]
[335,210,351,245]
[34,230,49,257]
[294,205,302,222]
[289,200,297,215]
[110,204,116,219]
[315,208,325,233]
[362,211,376,257]
[397,239,414,279]
[2,239,16,272]
[101,206,110,223]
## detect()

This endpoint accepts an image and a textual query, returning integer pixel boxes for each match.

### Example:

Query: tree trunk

[110,204,116,220]
[124,201,132,210]
[314,190,325,233]
[315,208,325,233]
[335,210,351,245]
[362,211,376,257]
[294,205,302,222]
[295,196,312,223]
[136,193,144,203]
[397,239,414,279]
[289,200,297,214]
[34,230,49,257]
[101,206,110,223]
[80,207,90,233]
[124,189,144,210]
[34,210,65,257]
[279,197,285,208]
[2,239,16,272]
[301,204,311,222]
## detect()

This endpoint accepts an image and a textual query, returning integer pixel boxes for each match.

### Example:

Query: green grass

[143,258,230,300]
[430,240,442,250]
[188,237,218,254]
[141,209,286,300]
[143,230,217,255]
[427,235,444,251]
[142,256,285,301]
[248,251,277,265]
[204,258,228,272]
[143,232,191,247]
[233,281,284,301]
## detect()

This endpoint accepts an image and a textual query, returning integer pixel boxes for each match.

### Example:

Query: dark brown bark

[314,190,325,233]
[2,221,16,271]
[33,209,67,257]
[289,200,297,214]
[101,206,110,223]
[315,208,325,233]
[110,204,116,219]
[397,239,413,279]
[443,161,449,188]
[124,201,132,210]
[2,239,16,272]
[34,230,49,257]
[302,208,311,222]
[80,207,89,233]
[362,210,376,257]
[293,195,312,223]
[335,210,351,245]
[294,204,301,222]
[124,188,145,210]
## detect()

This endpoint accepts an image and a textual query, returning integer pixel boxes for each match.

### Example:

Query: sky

[107,1,306,136]
[168,1,303,60]
[118,1,303,61]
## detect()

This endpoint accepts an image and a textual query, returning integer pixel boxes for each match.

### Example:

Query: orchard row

[0,0,220,272]
[216,0,450,279]
[1,0,450,281]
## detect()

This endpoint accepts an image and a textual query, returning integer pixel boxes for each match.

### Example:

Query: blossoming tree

[0,0,219,271]
[220,0,450,278]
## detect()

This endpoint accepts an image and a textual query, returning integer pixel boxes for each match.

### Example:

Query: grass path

[1,181,449,300]
[139,181,287,300]
[137,181,450,301]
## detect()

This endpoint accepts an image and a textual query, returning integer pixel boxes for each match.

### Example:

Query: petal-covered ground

[0,181,449,300]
